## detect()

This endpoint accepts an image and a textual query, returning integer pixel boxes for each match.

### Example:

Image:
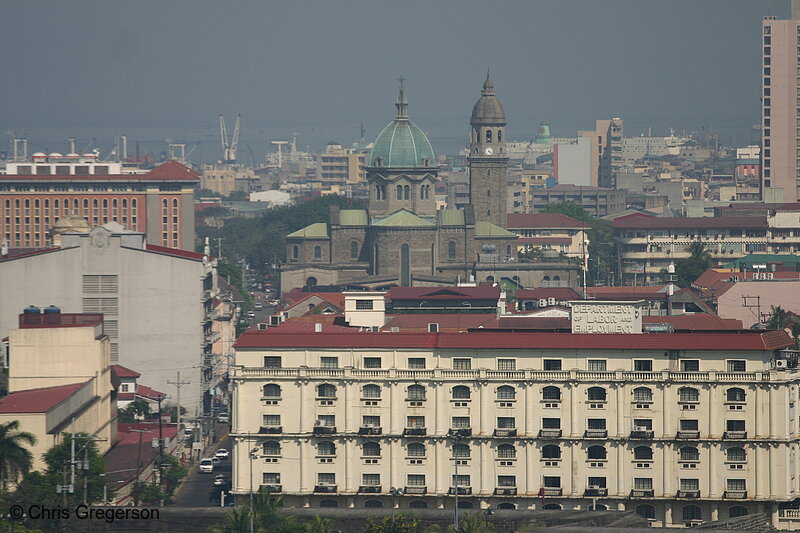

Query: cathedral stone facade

[281,78,579,290]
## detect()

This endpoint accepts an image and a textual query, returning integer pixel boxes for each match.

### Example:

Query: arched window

[365,500,383,508]
[291,245,299,260]
[497,385,516,400]
[588,387,607,402]
[486,129,492,143]
[634,446,653,460]
[474,129,480,143]
[636,504,656,520]
[588,504,607,511]
[542,386,561,401]
[506,244,512,256]
[375,185,382,200]
[362,384,381,399]
[543,275,551,282]
[682,505,702,521]
[406,442,425,457]
[173,198,179,209]
[263,441,281,455]
[407,384,426,400]
[543,503,561,510]
[633,387,653,402]
[727,387,746,402]
[313,245,322,259]
[458,501,474,509]
[403,185,410,200]
[262,384,281,398]
[448,240,456,260]
[396,185,403,200]
[497,503,515,510]
[317,441,335,456]
[497,444,516,458]
[541,444,561,459]
[452,443,470,458]
[320,499,338,508]
[362,442,381,457]
[728,506,748,518]
[726,447,746,462]
[350,240,359,260]
[587,445,607,460]
[306,276,318,287]
[553,275,561,281]
[317,383,336,398]
[409,500,427,509]
[162,198,168,208]
[452,385,471,400]
[680,446,699,461]
[679,387,699,403]
[497,130,502,142]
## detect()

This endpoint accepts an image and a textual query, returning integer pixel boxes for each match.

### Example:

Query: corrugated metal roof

[338,209,368,226]
[0,382,85,413]
[475,221,516,237]
[373,210,435,228]
[439,210,465,226]
[286,223,329,238]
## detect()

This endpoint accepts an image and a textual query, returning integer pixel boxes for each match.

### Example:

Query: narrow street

[173,423,232,507]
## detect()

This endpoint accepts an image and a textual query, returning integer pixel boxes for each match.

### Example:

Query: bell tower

[469,74,508,227]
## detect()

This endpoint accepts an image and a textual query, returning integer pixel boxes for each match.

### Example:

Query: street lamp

[248,446,260,533]
[483,506,495,528]
[390,486,403,516]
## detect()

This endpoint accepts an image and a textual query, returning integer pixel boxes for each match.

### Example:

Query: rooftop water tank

[43,305,61,324]
[22,305,41,325]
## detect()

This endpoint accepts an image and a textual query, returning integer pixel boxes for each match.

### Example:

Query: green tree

[42,433,106,504]
[118,398,151,422]
[0,420,36,488]
[304,515,333,533]
[208,508,252,533]
[675,241,713,287]
[364,514,441,533]
[160,454,188,496]
[540,201,614,286]
[456,513,494,533]
[767,305,789,329]
[131,481,165,506]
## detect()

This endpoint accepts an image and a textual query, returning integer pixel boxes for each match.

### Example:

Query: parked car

[199,458,214,473]
[211,457,220,467]
[214,474,229,486]
[217,413,229,423]
[215,448,229,459]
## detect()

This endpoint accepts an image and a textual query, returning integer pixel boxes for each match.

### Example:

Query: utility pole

[70,418,76,497]
[167,371,191,440]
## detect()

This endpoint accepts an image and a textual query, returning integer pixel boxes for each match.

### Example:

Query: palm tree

[767,306,789,329]
[687,240,712,261]
[0,420,36,489]
[304,515,333,533]
[208,508,251,533]
[457,512,494,533]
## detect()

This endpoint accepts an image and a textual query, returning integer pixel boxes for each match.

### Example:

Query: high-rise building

[761,3,800,202]
[578,118,623,188]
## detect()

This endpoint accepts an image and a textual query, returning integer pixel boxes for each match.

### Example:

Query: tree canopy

[675,241,712,287]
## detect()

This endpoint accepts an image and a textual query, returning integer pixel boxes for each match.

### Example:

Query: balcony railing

[539,429,562,439]
[314,485,337,493]
[259,426,282,434]
[404,486,427,495]
[448,428,472,438]
[358,485,382,494]
[676,431,700,439]
[358,426,382,436]
[629,430,654,440]
[630,489,654,498]
[584,429,608,438]
[676,490,700,498]
[313,426,336,435]
[494,487,517,496]
[403,427,426,436]
[541,488,562,496]
[448,487,472,495]
[584,488,608,497]
[723,490,747,499]
[263,484,282,493]
[723,431,747,440]
[494,429,517,438]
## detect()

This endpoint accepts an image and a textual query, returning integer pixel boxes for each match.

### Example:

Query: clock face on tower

[484,147,494,155]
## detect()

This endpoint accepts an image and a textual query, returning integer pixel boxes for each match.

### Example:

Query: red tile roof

[145,244,206,261]
[235,328,793,351]
[280,291,345,312]
[517,237,573,244]
[610,215,767,229]
[516,288,583,300]
[269,320,354,334]
[584,286,669,300]
[388,286,500,301]
[0,382,86,413]
[642,314,743,331]
[382,314,496,332]
[134,384,166,401]
[1,160,200,182]
[111,365,141,379]
[115,423,178,447]
[506,213,590,229]
[142,160,200,181]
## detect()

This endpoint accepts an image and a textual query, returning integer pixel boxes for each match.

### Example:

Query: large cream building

[229,301,800,528]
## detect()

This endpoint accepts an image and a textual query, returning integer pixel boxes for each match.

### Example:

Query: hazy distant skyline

[0,0,792,161]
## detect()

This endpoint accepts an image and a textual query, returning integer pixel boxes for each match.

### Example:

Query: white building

[0,223,217,414]
[229,302,799,528]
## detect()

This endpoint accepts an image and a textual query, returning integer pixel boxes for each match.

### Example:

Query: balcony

[675,430,700,439]
[494,429,517,438]
[358,485,382,494]
[676,490,700,498]
[403,427,426,436]
[259,426,282,434]
[313,426,336,435]
[358,426,382,436]
[723,490,747,499]
[630,489,654,498]
[723,431,747,440]
[538,429,562,439]
[584,429,608,438]
[494,487,517,496]
[584,487,608,497]
[449,428,472,438]
[629,430,654,440]
[448,487,472,495]
[540,488,562,497]
[263,484,282,493]
[314,485,337,493]
[404,486,427,495]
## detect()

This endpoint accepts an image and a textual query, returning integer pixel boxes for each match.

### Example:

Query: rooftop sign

[569,300,643,334]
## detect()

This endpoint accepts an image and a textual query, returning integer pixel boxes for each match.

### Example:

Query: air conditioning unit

[257,323,268,330]
[390,327,400,332]
[635,426,648,431]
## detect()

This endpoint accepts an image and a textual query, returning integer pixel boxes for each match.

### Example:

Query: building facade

[229,318,796,528]
[529,185,626,218]
[0,158,198,250]
[578,118,623,188]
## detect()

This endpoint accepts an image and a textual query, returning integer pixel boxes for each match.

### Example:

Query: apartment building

[506,213,590,259]
[229,302,797,528]
[762,9,800,202]
[0,157,198,250]
[529,185,626,218]
[577,118,623,188]
[317,144,367,186]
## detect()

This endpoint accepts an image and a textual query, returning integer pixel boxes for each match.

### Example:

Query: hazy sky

[0,0,791,158]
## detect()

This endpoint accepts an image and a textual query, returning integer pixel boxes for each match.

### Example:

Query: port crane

[219,114,241,163]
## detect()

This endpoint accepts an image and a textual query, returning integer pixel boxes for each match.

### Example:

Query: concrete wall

[554,138,591,186]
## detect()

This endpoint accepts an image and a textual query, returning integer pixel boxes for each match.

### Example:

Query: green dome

[368,89,435,168]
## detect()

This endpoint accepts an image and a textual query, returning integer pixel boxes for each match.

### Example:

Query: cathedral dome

[369,88,435,168]
[470,76,506,125]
